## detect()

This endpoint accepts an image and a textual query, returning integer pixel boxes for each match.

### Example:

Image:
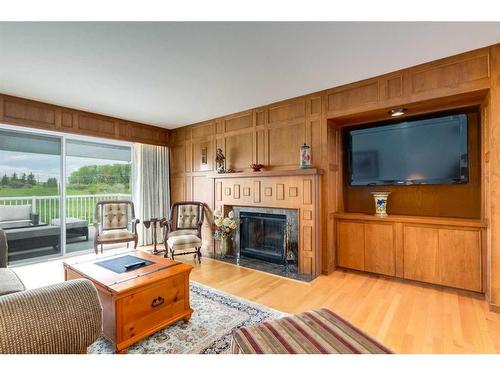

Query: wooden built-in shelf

[208,168,323,179]
[331,212,488,228]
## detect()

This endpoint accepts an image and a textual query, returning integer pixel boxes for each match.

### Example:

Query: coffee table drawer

[118,274,186,336]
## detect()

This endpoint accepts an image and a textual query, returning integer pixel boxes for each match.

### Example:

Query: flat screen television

[348,113,468,186]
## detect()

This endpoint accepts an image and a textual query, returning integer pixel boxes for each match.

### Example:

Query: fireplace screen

[239,211,286,264]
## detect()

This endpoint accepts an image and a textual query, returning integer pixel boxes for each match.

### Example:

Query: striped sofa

[231,308,392,354]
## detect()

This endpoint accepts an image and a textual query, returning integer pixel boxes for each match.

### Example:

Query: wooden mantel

[208,168,324,179]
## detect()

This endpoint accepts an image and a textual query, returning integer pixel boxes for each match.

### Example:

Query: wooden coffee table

[63,250,193,353]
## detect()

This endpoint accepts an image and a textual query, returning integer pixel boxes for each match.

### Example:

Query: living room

[2,1,500,373]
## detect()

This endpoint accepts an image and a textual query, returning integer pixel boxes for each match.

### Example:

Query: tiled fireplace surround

[210,169,322,279]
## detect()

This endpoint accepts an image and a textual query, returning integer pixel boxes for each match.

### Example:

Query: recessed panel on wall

[225,132,254,170]
[77,114,115,136]
[193,140,213,172]
[410,53,489,94]
[191,122,214,139]
[170,145,186,175]
[268,123,304,167]
[327,80,379,113]
[268,100,306,124]
[193,176,213,207]
[3,97,57,128]
[224,111,253,132]
[171,177,185,204]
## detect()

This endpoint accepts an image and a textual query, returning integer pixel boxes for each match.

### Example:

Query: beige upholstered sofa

[0,204,36,229]
[0,229,102,354]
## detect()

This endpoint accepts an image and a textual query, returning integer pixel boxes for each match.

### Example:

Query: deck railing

[0,193,131,224]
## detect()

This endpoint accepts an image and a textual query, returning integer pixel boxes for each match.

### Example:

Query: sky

[0,150,129,182]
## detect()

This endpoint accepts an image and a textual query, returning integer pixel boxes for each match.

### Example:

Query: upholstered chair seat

[167,229,199,238]
[97,229,136,242]
[167,234,202,251]
[93,200,139,254]
[161,201,205,263]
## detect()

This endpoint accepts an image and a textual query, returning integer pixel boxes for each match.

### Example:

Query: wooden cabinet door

[364,223,395,276]
[337,221,365,271]
[403,226,440,284]
[438,229,482,292]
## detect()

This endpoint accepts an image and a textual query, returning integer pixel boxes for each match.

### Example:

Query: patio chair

[160,201,205,263]
[93,200,139,254]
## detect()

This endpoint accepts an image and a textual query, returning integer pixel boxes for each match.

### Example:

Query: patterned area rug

[88,281,285,354]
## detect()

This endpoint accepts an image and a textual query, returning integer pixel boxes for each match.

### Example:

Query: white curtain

[132,143,170,246]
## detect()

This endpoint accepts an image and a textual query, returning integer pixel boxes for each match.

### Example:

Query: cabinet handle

[151,296,165,308]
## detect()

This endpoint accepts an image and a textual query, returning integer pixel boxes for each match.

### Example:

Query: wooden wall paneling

[223,110,253,133]
[170,145,186,175]
[185,176,192,201]
[168,44,499,283]
[381,73,404,101]
[337,221,365,271]
[408,49,490,99]
[301,225,314,274]
[268,98,306,124]
[192,139,213,172]
[62,111,75,130]
[76,113,116,137]
[2,95,58,129]
[267,121,305,168]
[170,177,185,204]
[364,223,396,276]
[487,44,500,309]
[224,131,254,171]
[0,94,170,146]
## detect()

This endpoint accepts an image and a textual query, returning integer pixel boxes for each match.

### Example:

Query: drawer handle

[151,296,165,308]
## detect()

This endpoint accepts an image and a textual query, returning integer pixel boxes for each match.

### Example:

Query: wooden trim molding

[0,94,170,146]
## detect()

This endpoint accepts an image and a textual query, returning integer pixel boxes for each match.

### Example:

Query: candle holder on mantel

[371,192,391,217]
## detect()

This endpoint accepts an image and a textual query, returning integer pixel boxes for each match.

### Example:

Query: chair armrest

[0,279,102,354]
[130,218,140,233]
[160,218,172,240]
[93,220,101,234]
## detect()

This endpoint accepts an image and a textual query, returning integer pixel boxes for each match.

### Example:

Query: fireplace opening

[240,211,286,264]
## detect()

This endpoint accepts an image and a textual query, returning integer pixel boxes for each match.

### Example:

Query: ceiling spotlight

[389,108,407,117]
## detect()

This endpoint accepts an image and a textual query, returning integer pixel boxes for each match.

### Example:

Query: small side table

[143,218,162,254]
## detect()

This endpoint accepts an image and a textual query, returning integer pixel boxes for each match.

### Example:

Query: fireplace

[240,211,287,264]
[232,206,299,269]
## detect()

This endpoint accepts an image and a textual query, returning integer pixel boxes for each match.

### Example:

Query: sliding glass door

[0,129,63,263]
[65,140,132,253]
[0,124,132,264]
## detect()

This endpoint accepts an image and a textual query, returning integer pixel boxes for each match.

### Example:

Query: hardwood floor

[12,249,500,354]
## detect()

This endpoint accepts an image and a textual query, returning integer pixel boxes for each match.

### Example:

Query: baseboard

[489,303,500,313]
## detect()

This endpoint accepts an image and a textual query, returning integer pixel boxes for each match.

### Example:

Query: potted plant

[213,209,238,257]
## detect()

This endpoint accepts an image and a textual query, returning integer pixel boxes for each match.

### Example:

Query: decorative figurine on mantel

[216,148,226,173]
[300,143,312,169]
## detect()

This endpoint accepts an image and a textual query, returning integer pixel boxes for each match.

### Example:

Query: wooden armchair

[93,200,139,254]
[160,201,204,263]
